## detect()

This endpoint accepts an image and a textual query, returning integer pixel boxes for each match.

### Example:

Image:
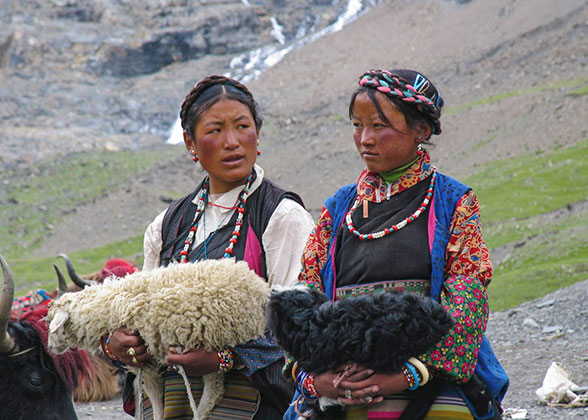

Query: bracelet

[402,362,420,391]
[217,347,234,373]
[408,357,430,386]
[295,369,320,400]
[101,333,119,361]
[302,372,320,399]
[291,361,299,382]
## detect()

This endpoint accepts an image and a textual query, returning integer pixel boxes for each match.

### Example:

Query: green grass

[445,76,588,115]
[568,84,588,97]
[0,146,178,260]
[484,207,588,250]
[10,235,145,295]
[487,226,588,311]
[467,138,588,225]
[465,139,588,311]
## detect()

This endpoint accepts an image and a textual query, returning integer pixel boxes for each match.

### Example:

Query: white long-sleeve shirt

[143,165,315,289]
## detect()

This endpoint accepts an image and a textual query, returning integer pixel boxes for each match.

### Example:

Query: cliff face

[0,0,353,168]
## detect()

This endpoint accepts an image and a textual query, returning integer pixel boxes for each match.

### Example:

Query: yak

[1,254,138,419]
[1,254,81,420]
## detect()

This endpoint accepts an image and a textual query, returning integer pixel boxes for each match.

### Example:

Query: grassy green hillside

[1,147,177,293]
[468,138,588,311]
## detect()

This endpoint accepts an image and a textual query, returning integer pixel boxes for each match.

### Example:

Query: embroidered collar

[356,152,435,202]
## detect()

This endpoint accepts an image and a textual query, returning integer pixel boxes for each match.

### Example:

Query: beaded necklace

[345,169,437,241]
[179,172,254,263]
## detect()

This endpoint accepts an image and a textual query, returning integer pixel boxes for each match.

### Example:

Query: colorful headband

[358,70,442,134]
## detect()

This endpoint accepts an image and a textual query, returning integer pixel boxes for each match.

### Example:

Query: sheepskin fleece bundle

[267,287,454,374]
[48,259,270,359]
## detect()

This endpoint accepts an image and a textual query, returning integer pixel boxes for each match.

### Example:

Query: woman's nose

[224,129,239,147]
[360,128,375,145]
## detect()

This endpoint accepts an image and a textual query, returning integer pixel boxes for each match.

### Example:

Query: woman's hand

[109,327,151,367]
[336,368,409,406]
[166,347,219,376]
[313,364,382,405]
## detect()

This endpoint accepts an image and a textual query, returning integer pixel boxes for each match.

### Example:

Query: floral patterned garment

[297,152,492,383]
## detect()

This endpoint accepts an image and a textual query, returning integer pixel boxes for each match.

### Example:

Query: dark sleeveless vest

[159,176,303,280]
[157,175,304,420]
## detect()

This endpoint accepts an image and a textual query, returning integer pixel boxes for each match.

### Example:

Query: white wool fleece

[47,259,270,361]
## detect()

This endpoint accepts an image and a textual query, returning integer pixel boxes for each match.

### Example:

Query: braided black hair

[349,69,444,139]
[180,75,263,138]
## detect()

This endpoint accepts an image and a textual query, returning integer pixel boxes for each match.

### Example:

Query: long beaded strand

[223,173,253,258]
[345,169,437,241]
[179,172,254,263]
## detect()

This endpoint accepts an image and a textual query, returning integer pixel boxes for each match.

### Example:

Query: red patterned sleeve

[445,189,492,285]
[298,205,334,291]
[420,190,492,382]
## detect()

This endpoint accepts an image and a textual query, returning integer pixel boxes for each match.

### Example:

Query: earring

[190,149,198,162]
[257,150,261,156]
[417,144,424,156]
[417,136,422,140]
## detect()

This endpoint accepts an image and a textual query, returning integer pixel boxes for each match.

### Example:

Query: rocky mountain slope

[2,0,586,257]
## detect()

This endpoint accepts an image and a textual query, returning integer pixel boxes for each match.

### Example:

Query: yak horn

[54,264,69,297]
[58,254,93,288]
[0,255,18,354]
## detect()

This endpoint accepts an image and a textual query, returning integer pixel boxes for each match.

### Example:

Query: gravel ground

[74,279,588,420]
[486,279,588,420]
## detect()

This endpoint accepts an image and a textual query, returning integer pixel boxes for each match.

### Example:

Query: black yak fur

[267,287,492,420]
[2,311,83,420]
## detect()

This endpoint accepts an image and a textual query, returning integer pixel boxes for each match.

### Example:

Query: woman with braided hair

[282,69,508,420]
[105,75,314,419]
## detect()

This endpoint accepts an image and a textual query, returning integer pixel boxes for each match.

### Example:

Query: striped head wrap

[358,69,443,135]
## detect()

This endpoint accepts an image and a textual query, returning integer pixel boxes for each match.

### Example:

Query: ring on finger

[127,347,136,357]
[345,389,352,400]
[364,396,373,404]
[131,355,139,364]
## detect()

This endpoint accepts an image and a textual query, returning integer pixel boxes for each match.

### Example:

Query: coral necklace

[345,169,437,241]
[179,172,254,262]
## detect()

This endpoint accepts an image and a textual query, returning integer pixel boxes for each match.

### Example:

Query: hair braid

[357,69,443,135]
[180,75,262,137]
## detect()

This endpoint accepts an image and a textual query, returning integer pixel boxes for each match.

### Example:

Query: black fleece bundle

[267,287,453,374]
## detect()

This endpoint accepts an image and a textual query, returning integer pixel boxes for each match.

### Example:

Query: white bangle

[408,357,430,386]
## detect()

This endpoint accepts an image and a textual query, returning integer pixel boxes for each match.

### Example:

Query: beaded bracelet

[101,333,119,362]
[302,372,320,399]
[408,357,430,386]
[402,362,420,391]
[217,347,234,373]
[295,369,320,400]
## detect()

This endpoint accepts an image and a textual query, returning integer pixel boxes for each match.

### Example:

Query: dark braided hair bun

[180,75,262,137]
[351,69,443,136]
[389,69,443,134]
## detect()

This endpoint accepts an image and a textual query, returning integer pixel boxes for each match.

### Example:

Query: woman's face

[184,99,259,193]
[351,91,425,173]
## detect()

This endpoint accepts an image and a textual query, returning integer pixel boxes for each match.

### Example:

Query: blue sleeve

[233,330,285,377]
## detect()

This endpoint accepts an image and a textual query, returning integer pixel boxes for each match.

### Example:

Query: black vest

[159,176,303,279]
[335,176,432,287]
